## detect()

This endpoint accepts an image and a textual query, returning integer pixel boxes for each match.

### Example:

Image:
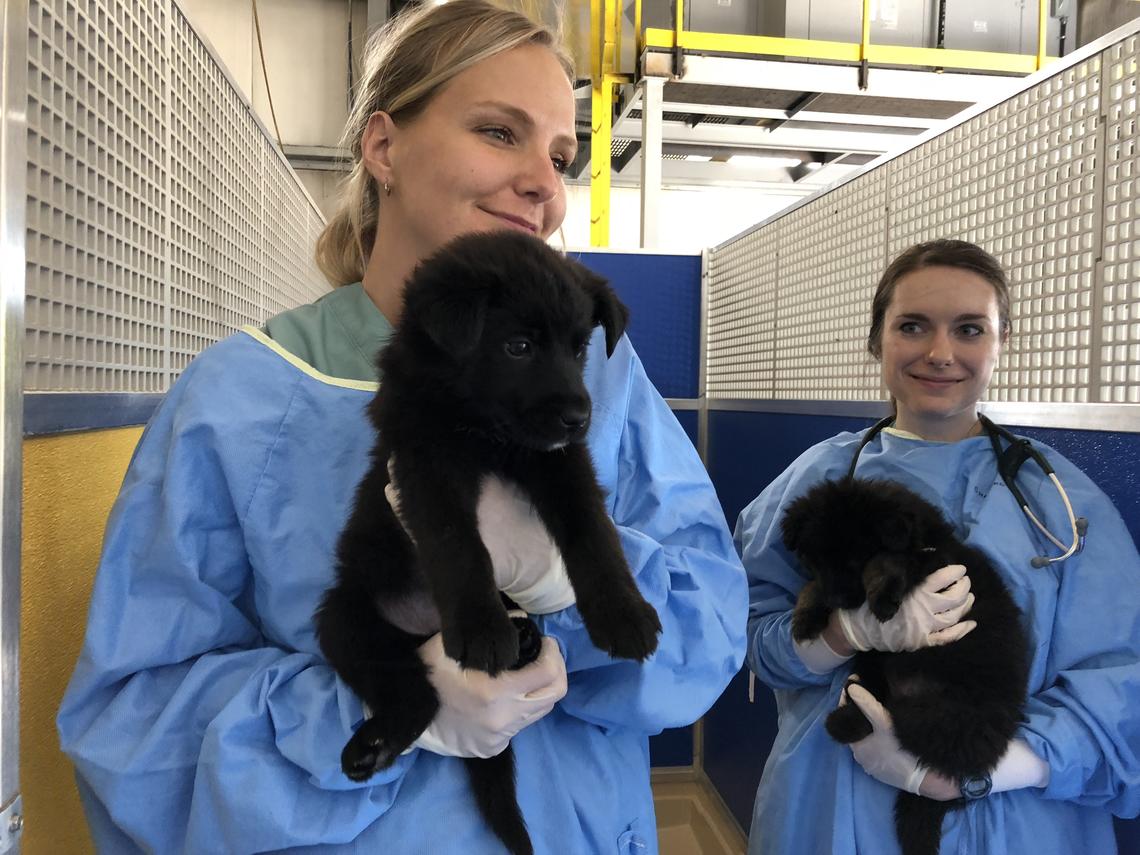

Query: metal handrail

[632,0,1055,75]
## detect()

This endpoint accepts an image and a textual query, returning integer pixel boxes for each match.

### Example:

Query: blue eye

[959,324,985,338]
[482,126,514,144]
[899,321,922,334]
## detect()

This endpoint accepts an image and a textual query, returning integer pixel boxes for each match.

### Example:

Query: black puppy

[781,477,1030,855]
[315,231,662,855]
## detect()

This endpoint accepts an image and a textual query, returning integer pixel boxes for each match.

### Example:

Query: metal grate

[772,175,887,400]
[891,53,1102,405]
[707,224,778,398]
[25,0,329,392]
[708,36,1133,407]
[26,0,169,392]
[1100,34,1140,404]
[707,172,887,399]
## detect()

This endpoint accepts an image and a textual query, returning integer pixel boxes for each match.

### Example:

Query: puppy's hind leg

[317,584,438,780]
[464,749,533,855]
[825,676,874,743]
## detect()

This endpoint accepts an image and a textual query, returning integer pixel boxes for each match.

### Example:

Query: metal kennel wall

[23,0,330,420]
[700,16,1140,849]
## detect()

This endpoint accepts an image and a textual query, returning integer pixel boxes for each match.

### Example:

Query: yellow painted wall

[21,427,142,855]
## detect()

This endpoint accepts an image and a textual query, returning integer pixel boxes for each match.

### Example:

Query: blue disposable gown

[738,429,1140,855]
[58,323,747,853]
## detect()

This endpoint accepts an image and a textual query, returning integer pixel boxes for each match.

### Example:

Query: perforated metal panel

[891,54,1101,405]
[773,175,887,400]
[25,0,329,392]
[707,225,778,398]
[707,171,887,399]
[1101,34,1140,405]
[26,0,170,392]
[709,33,1135,410]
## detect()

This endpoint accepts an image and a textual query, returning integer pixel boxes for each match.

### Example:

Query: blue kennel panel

[702,409,1140,849]
[702,410,876,831]
[572,252,701,400]
[670,407,699,447]
[575,252,704,769]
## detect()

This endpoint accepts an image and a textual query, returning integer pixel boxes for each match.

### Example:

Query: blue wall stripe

[24,392,163,437]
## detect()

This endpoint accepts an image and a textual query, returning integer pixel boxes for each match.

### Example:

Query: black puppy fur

[315,231,662,855]
[781,477,1030,855]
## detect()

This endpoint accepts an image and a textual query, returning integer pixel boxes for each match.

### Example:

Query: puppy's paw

[341,721,406,781]
[791,603,831,641]
[864,556,907,622]
[509,615,543,670]
[866,592,902,624]
[579,590,662,662]
[442,608,519,676]
[826,699,874,744]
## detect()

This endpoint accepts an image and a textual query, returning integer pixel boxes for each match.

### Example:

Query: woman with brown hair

[738,239,1140,854]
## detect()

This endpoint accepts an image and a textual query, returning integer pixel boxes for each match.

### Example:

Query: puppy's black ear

[415,282,489,359]
[575,266,629,357]
[875,503,922,551]
[780,495,812,555]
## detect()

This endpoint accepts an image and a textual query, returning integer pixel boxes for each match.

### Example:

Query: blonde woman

[58,2,747,851]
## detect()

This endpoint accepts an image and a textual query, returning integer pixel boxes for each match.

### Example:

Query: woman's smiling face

[377,43,576,258]
[880,265,1005,441]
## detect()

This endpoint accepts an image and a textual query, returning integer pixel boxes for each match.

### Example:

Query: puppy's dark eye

[505,338,532,358]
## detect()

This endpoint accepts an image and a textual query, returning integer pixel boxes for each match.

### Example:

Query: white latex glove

[838,563,976,653]
[843,684,1051,800]
[412,633,568,759]
[385,461,575,614]
[843,681,928,795]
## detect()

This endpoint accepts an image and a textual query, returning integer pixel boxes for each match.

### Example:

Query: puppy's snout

[559,405,590,432]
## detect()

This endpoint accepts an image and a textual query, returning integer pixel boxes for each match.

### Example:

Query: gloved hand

[842,682,1051,801]
[413,632,568,759]
[837,563,976,652]
[842,681,929,796]
[386,460,575,614]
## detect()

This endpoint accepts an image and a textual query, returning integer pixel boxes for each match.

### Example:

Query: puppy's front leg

[395,455,517,675]
[791,580,831,641]
[511,448,661,661]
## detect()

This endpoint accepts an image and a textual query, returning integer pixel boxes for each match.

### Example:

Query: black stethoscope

[847,414,1089,568]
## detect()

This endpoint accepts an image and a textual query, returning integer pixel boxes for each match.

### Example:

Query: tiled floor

[653,776,747,855]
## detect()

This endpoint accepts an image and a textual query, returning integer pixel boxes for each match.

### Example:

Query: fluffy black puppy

[781,477,1030,855]
[315,231,662,855]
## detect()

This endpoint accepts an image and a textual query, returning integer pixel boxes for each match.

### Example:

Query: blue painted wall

[576,251,705,769]
[702,409,1140,852]
[574,252,701,400]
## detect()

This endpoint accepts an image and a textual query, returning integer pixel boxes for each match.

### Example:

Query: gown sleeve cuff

[991,738,1051,793]
[793,632,854,675]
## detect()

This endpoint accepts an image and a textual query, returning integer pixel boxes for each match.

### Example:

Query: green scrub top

[263,282,394,381]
